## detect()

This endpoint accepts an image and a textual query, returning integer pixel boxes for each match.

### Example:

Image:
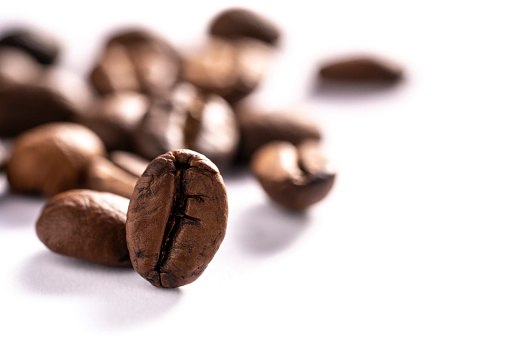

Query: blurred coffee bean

[181,37,272,103]
[0,47,41,87]
[7,122,106,196]
[319,55,403,83]
[135,82,239,169]
[251,140,336,210]
[76,91,149,151]
[85,156,138,198]
[89,28,181,97]
[209,8,280,45]
[36,189,131,267]
[0,27,60,65]
[110,150,149,177]
[0,67,97,137]
[238,110,322,162]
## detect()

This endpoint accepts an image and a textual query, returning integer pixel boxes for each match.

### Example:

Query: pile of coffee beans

[0,7,403,288]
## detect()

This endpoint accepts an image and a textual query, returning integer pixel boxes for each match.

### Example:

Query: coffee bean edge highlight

[126,149,228,288]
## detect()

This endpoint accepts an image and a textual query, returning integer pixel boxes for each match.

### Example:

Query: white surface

[1,1,509,338]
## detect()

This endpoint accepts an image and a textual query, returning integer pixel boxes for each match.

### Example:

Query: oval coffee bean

[209,8,280,45]
[126,149,228,288]
[182,37,272,103]
[135,82,239,169]
[319,55,403,83]
[89,28,180,97]
[238,110,322,162]
[76,90,149,151]
[36,189,131,267]
[251,140,336,210]
[0,67,96,137]
[7,122,106,196]
[0,27,60,65]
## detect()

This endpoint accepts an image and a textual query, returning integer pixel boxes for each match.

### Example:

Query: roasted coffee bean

[0,67,97,137]
[36,189,131,267]
[251,140,336,210]
[126,149,228,288]
[89,28,180,97]
[237,110,322,162]
[110,150,150,177]
[209,8,280,45]
[181,37,272,103]
[0,27,60,65]
[319,55,403,83]
[7,122,106,196]
[76,91,149,151]
[85,157,138,198]
[0,47,41,87]
[135,82,239,169]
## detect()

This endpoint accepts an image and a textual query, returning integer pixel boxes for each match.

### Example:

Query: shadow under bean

[310,78,404,101]
[17,251,182,329]
[233,202,311,256]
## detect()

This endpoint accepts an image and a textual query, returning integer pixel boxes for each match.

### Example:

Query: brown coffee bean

[89,28,180,97]
[209,8,280,45]
[126,149,228,288]
[251,140,336,210]
[0,67,97,137]
[110,150,150,177]
[181,37,272,103]
[36,189,131,267]
[0,47,41,87]
[76,91,149,151]
[85,157,139,198]
[7,122,106,196]
[135,82,239,169]
[319,55,403,83]
[238,110,322,162]
[0,27,60,65]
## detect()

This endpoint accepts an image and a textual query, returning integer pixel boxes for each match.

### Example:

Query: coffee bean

[251,140,336,210]
[134,82,239,169]
[85,156,139,198]
[0,47,41,87]
[319,55,403,83]
[36,189,131,267]
[126,149,228,288]
[181,37,272,103]
[209,8,280,45]
[110,150,150,177]
[238,110,322,162]
[0,27,60,65]
[7,122,106,196]
[76,91,149,151]
[0,67,97,137]
[89,28,181,97]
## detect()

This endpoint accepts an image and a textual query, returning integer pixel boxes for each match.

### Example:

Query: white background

[1,0,509,338]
